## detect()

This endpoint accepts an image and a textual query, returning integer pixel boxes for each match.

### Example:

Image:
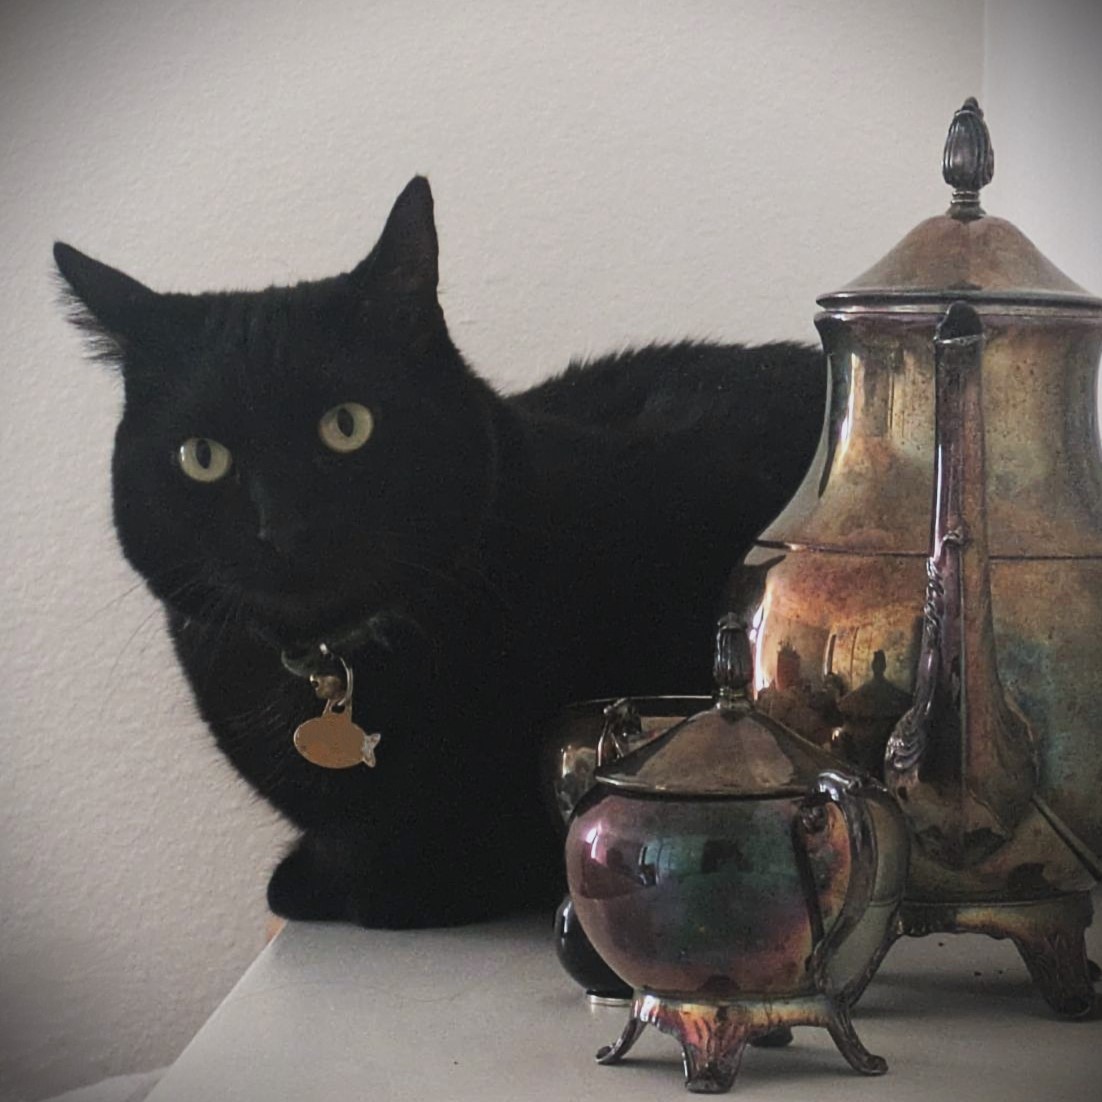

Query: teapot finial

[943,97,994,221]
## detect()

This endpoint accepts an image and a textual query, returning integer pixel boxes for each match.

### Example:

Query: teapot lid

[819,98,1102,313]
[595,617,845,798]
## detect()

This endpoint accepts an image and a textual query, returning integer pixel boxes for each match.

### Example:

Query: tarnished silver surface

[728,98,1102,1018]
[566,621,908,1093]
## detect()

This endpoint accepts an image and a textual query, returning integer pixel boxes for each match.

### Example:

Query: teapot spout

[885,302,1037,868]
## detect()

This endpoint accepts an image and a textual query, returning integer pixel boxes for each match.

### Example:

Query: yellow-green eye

[319,402,374,453]
[178,437,233,483]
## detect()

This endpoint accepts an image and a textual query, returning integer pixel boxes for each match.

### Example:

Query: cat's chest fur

[167,339,823,833]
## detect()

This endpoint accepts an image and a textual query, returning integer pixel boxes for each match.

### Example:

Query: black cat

[55,177,826,928]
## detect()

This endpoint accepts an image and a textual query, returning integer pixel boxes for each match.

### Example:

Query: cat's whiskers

[193,585,247,676]
[250,741,298,797]
[95,569,212,710]
[80,574,152,625]
[216,695,302,790]
[87,558,209,627]
[96,604,166,718]
[214,679,302,733]
[375,529,516,614]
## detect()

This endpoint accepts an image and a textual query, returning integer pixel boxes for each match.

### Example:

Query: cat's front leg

[345,871,511,930]
[270,821,563,929]
[266,828,497,928]
[343,810,564,930]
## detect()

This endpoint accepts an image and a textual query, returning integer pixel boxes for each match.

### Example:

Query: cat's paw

[345,864,530,929]
[266,840,352,922]
[348,889,503,930]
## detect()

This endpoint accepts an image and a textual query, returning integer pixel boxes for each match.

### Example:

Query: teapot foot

[900,893,1097,1019]
[595,992,884,1093]
[826,1005,888,1075]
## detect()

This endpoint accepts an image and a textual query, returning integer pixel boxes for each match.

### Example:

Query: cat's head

[56,178,500,648]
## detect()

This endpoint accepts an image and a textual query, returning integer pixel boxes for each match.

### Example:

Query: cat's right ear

[53,242,161,361]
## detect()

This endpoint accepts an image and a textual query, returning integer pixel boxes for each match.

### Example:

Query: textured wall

[983,1,1102,314]
[0,1,991,1098]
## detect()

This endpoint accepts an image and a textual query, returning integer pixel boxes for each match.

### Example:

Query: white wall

[0,1,1011,1097]
[983,0,1102,333]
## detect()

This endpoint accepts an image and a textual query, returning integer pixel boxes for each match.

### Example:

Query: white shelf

[147,896,1102,1101]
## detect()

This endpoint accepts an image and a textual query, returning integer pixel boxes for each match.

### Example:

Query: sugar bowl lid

[819,98,1102,313]
[595,616,843,798]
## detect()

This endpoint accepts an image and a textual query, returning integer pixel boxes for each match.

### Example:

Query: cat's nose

[256,515,307,558]
[249,477,306,558]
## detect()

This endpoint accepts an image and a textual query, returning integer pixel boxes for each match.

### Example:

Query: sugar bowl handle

[799,770,879,996]
[597,698,642,767]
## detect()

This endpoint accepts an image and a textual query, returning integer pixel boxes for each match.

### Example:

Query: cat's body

[56,178,826,928]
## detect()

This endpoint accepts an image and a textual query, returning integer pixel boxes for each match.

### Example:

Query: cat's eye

[178,437,233,483]
[319,402,374,453]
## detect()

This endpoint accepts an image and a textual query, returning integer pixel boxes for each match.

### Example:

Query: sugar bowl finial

[713,612,752,709]
[943,97,994,220]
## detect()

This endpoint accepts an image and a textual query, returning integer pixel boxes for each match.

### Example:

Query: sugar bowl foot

[596,992,886,1094]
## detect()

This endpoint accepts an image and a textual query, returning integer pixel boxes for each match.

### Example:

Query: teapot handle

[798,770,879,997]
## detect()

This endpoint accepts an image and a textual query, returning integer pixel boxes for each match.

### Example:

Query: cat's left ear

[351,176,439,298]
